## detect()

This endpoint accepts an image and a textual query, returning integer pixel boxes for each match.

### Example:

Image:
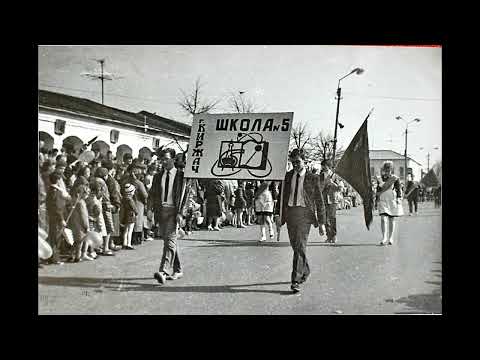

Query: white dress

[377,178,404,217]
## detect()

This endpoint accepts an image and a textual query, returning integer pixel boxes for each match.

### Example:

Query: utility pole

[81,59,123,105]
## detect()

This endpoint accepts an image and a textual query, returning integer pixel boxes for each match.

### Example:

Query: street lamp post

[332,67,364,166]
[419,146,439,173]
[396,116,421,183]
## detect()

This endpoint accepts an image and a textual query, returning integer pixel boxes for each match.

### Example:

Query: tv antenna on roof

[81,58,124,105]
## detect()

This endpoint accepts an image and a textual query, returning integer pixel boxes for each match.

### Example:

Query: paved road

[38,202,442,315]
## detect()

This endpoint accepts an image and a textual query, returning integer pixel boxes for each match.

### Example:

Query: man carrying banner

[319,159,342,243]
[281,148,326,293]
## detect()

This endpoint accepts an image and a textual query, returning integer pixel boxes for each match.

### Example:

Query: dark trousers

[408,197,418,213]
[286,206,313,284]
[325,204,337,240]
[158,207,182,275]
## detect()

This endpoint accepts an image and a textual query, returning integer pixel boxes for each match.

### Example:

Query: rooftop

[38,90,191,138]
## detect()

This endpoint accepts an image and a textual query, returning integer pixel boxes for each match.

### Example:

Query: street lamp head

[338,122,345,129]
[414,118,421,122]
[395,116,402,120]
[353,67,365,75]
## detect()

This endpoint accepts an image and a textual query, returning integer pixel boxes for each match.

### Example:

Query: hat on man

[124,183,136,195]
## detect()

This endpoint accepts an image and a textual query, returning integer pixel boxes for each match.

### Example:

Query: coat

[67,198,89,243]
[120,196,138,224]
[281,170,326,227]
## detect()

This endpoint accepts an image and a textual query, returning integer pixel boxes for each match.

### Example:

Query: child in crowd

[254,180,275,242]
[234,180,247,228]
[86,181,107,258]
[67,184,91,262]
[244,181,255,225]
[45,172,70,264]
[120,183,137,250]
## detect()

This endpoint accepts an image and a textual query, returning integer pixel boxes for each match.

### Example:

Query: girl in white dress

[254,181,275,241]
[376,161,404,245]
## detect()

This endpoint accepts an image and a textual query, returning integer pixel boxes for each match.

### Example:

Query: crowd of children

[37,142,289,266]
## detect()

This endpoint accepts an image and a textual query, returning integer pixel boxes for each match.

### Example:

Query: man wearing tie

[281,148,326,293]
[150,148,187,285]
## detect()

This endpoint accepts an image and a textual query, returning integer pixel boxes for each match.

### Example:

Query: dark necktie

[164,170,170,202]
[293,173,300,206]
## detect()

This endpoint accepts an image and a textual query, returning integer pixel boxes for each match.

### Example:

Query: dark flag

[335,110,374,230]
[421,168,439,187]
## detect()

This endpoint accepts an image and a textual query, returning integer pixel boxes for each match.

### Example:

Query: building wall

[370,158,422,182]
[38,110,189,159]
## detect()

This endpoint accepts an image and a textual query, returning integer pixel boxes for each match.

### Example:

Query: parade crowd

[37,142,363,266]
[37,141,441,293]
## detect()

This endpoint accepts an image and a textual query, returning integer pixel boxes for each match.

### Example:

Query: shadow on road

[182,239,381,248]
[38,276,293,295]
[390,262,442,314]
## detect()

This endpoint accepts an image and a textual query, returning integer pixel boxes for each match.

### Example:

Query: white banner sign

[184,112,294,180]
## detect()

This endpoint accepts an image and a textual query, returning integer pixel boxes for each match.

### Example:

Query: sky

[38,45,442,168]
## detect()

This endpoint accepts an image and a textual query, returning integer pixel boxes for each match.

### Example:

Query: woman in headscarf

[376,161,404,245]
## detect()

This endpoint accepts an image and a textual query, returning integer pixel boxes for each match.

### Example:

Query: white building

[38,90,191,161]
[369,149,422,182]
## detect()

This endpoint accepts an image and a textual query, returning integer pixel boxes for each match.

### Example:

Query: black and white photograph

[37,45,442,315]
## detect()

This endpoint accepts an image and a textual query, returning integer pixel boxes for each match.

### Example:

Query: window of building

[152,138,160,149]
[399,167,404,177]
[370,167,375,175]
[110,129,119,144]
[54,119,66,135]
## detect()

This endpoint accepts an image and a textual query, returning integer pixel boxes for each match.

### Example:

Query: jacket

[281,170,326,227]
[149,168,188,217]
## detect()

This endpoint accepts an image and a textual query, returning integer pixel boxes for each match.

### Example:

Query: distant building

[369,149,422,182]
[38,90,191,162]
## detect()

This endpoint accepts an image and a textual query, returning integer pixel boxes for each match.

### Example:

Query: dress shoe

[290,282,301,293]
[387,240,394,245]
[166,272,184,280]
[154,272,166,284]
[379,240,387,246]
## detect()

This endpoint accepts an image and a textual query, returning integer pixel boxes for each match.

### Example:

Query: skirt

[377,189,404,217]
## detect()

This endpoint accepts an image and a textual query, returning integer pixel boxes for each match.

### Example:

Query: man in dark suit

[281,148,326,293]
[404,174,419,215]
[149,148,188,285]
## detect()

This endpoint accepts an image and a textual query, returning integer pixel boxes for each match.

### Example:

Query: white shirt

[288,167,306,207]
[161,167,177,207]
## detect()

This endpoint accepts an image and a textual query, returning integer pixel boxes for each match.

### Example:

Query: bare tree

[290,121,312,151]
[178,77,221,116]
[310,131,344,164]
[227,91,259,113]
